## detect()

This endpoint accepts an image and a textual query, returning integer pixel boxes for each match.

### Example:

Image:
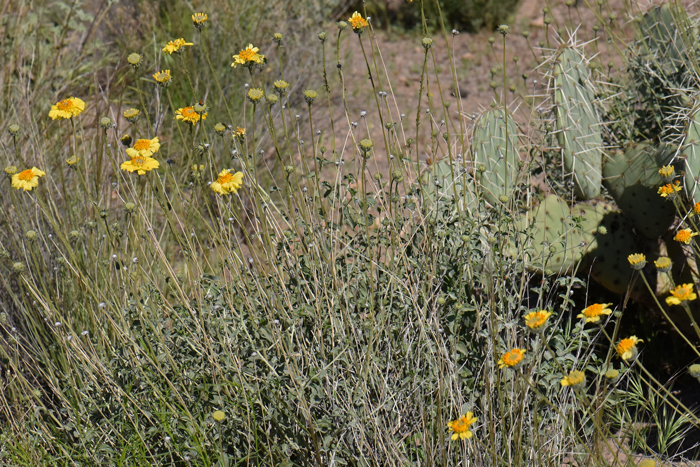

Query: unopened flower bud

[127,53,142,68]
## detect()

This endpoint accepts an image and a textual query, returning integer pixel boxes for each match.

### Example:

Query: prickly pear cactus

[628,4,696,142]
[602,143,675,239]
[518,195,601,274]
[637,3,687,76]
[683,108,700,204]
[422,158,477,207]
[471,107,519,205]
[553,47,604,200]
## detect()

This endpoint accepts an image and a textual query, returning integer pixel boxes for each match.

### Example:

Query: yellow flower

[162,38,193,54]
[274,79,289,94]
[665,283,697,306]
[658,165,675,181]
[231,44,265,68]
[447,412,476,441]
[11,167,45,191]
[127,137,160,158]
[524,310,552,332]
[694,202,700,215]
[124,108,140,123]
[654,256,671,272]
[192,13,208,29]
[66,155,80,166]
[175,106,207,124]
[210,169,244,195]
[576,303,613,323]
[247,88,264,103]
[120,154,159,175]
[674,228,698,244]
[497,348,526,369]
[153,70,172,86]
[234,127,246,140]
[5,166,17,175]
[212,410,225,422]
[627,253,646,270]
[560,370,586,389]
[49,97,86,120]
[348,11,368,31]
[616,336,643,361]
[657,181,681,198]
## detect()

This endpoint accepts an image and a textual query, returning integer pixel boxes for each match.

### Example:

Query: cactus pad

[683,108,700,204]
[518,195,601,274]
[553,47,604,200]
[471,107,520,205]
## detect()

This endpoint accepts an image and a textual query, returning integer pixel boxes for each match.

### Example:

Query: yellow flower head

[66,155,80,166]
[447,412,476,441]
[654,256,671,272]
[348,12,368,31]
[192,13,208,29]
[210,169,244,195]
[674,228,698,244]
[665,283,697,306]
[627,253,646,270]
[212,410,225,422]
[11,167,45,191]
[234,127,246,140]
[124,108,140,123]
[162,38,193,54]
[658,165,675,181]
[694,202,700,215]
[231,44,265,68]
[657,181,682,198]
[274,79,289,94]
[576,303,613,323]
[49,97,85,120]
[616,336,643,361]
[497,348,526,369]
[175,106,207,124]
[5,166,17,175]
[120,154,159,175]
[153,70,172,86]
[126,137,160,158]
[524,310,552,332]
[560,370,586,389]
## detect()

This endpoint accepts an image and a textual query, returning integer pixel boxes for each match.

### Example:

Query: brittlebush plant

[0,0,698,466]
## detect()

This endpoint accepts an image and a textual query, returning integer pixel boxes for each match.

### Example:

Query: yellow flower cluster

[12,167,45,191]
[348,12,368,31]
[447,412,476,440]
[49,97,85,120]
[121,137,160,175]
[175,106,207,124]
[231,44,265,68]
[162,38,193,54]
[577,303,612,324]
[497,348,526,369]
[210,169,244,195]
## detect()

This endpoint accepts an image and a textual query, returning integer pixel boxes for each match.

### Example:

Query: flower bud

[303,90,318,105]
[127,53,142,68]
